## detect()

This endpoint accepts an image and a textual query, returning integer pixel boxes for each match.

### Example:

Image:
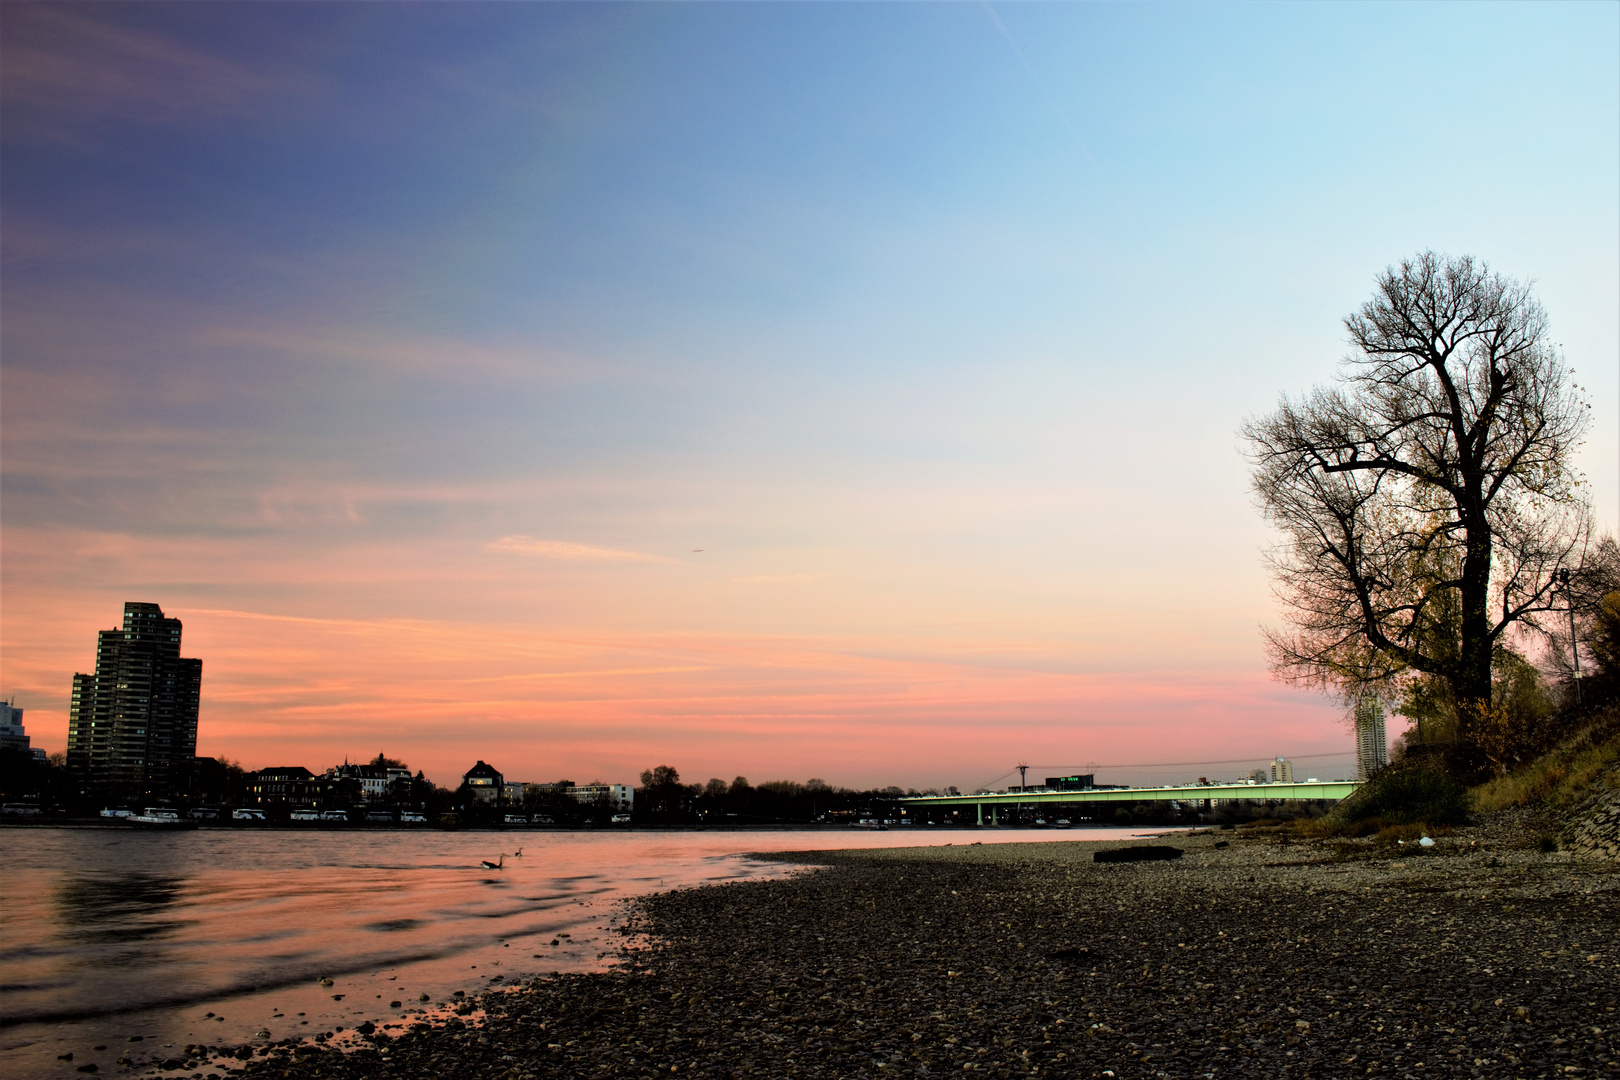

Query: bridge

[899,780,1361,824]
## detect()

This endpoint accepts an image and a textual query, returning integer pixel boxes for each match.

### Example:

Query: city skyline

[3,4,1617,790]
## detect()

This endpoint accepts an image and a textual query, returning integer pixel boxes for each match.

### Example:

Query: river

[0,824,1164,1078]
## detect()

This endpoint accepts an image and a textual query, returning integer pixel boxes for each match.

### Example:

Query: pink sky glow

[2,5,1614,792]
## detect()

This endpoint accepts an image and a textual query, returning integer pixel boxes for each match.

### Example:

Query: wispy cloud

[486,536,680,564]
[1,7,319,136]
[199,324,598,384]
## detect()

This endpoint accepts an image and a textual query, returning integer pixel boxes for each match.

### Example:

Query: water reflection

[2,825,1163,1079]
[365,918,424,933]
[54,873,192,947]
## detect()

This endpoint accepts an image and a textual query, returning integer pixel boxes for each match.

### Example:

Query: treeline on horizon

[0,751,961,825]
[628,764,959,824]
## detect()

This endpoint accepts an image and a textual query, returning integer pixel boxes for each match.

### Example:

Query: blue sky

[3,2,1616,788]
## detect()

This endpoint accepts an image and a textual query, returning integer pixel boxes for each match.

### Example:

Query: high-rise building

[1355,695,1388,779]
[0,699,43,760]
[66,603,203,794]
[1269,756,1294,783]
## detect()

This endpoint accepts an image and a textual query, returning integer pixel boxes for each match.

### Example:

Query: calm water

[1,825,1161,1078]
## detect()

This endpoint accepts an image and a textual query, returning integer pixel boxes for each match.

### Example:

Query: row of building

[459,760,634,811]
[244,759,634,813]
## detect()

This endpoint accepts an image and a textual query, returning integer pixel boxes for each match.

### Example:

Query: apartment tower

[67,602,203,794]
[1355,695,1388,779]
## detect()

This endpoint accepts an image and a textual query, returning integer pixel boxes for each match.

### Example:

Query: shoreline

[128,827,1620,1078]
[0,821,1177,835]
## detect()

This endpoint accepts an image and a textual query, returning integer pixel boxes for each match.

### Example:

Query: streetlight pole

[1016,763,1028,826]
[1558,568,1582,705]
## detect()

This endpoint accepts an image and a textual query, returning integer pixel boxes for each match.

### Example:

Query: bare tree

[1243,252,1592,754]
[1543,534,1620,690]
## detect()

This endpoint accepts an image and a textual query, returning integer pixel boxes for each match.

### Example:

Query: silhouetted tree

[0,747,70,802]
[638,765,686,820]
[1589,592,1620,698]
[1543,534,1620,705]
[1244,252,1593,765]
[184,756,249,806]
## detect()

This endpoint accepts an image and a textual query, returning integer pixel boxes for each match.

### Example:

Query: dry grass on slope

[1470,702,1620,814]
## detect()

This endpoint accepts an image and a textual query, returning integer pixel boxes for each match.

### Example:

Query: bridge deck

[900,780,1360,808]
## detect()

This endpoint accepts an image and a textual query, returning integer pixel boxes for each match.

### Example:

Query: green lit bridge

[899,780,1361,825]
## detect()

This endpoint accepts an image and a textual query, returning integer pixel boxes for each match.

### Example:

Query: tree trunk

[1456,502,1494,749]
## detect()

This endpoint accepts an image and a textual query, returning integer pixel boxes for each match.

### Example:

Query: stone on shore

[222,830,1617,1080]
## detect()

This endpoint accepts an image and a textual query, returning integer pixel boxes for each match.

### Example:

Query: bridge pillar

[992,805,998,826]
[976,803,982,826]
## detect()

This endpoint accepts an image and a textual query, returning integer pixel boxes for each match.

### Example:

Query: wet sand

[177,828,1619,1079]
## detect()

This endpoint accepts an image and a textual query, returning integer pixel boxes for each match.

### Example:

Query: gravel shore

[201,827,1617,1080]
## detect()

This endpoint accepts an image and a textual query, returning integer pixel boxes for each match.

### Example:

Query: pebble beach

[143,824,1619,1080]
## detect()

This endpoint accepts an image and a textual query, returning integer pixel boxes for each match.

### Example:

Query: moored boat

[127,807,197,830]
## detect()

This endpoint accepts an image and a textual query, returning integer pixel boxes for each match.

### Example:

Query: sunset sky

[3,3,1616,791]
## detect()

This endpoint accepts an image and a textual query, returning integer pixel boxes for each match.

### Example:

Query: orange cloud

[486,536,681,564]
[0,522,1346,791]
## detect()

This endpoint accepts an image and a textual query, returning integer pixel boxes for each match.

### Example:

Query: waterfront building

[328,761,411,800]
[0,700,44,761]
[66,602,203,793]
[1270,757,1294,783]
[1355,696,1388,778]
[248,766,325,809]
[462,760,504,803]
[568,782,634,812]
[503,779,564,802]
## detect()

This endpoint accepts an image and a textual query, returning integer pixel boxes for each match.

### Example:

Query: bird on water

[481,854,506,870]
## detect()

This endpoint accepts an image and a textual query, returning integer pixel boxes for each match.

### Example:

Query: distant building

[249,766,324,809]
[0,700,31,755]
[568,783,634,812]
[506,780,577,806]
[329,761,412,800]
[1248,768,1269,784]
[1355,696,1388,778]
[462,760,504,803]
[1044,775,1096,791]
[66,602,203,793]
[1270,757,1294,783]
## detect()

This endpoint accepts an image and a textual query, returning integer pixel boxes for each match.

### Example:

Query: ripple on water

[0,825,1158,1079]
